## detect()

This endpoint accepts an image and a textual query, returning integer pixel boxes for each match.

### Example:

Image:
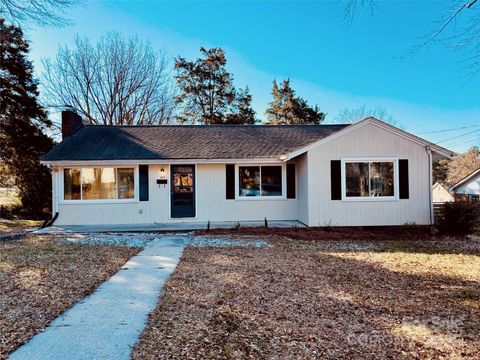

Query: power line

[417,124,480,134]
[447,136,480,148]
[437,128,480,144]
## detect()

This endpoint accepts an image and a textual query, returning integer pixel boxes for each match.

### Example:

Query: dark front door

[171,165,195,218]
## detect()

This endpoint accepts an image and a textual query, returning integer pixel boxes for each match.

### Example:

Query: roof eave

[41,157,287,166]
[449,168,480,192]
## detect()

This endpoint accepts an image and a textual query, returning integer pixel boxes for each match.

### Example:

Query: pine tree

[0,19,54,218]
[266,79,283,124]
[226,87,257,124]
[265,79,325,125]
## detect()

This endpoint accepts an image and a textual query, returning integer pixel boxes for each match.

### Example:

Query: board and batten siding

[54,163,298,225]
[306,122,431,226]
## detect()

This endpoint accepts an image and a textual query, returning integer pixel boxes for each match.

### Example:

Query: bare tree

[343,0,480,74]
[0,0,81,26]
[335,105,399,127]
[343,0,377,25]
[42,32,176,125]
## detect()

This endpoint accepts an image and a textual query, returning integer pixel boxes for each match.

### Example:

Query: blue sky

[24,0,480,153]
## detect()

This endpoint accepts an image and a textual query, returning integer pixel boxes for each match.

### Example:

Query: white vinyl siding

[306,122,431,226]
[54,163,297,225]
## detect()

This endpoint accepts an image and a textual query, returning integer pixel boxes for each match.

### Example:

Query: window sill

[60,199,139,205]
[341,197,399,202]
[235,196,288,201]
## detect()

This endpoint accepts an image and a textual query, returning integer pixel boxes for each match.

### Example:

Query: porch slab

[34,220,305,234]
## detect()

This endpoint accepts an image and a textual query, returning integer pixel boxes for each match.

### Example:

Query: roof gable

[285,117,454,160]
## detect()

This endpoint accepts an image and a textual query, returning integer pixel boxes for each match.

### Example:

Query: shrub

[0,203,23,220]
[0,203,50,220]
[436,202,480,236]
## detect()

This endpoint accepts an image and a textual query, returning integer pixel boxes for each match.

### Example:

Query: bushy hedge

[437,202,480,236]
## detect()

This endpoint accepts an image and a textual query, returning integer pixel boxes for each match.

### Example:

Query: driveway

[9,234,187,360]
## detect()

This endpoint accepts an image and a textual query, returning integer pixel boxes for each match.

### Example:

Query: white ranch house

[41,111,453,227]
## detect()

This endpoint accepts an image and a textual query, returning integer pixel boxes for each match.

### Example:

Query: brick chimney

[61,110,84,139]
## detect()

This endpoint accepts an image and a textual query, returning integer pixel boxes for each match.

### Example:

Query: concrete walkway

[9,235,187,360]
[34,220,305,234]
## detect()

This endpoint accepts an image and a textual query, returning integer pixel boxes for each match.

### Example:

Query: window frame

[235,163,287,200]
[60,165,139,204]
[341,157,399,202]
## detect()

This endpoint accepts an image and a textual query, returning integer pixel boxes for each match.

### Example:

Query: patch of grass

[133,237,480,359]
[0,219,43,235]
[0,188,20,206]
[0,236,140,359]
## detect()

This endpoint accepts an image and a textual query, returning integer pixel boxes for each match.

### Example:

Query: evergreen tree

[175,47,237,124]
[225,87,257,125]
[266,79,282,124]
[0,19,53,218]
[265,79,325,125]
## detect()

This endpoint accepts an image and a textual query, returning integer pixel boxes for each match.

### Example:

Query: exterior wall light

[157,167,168,187]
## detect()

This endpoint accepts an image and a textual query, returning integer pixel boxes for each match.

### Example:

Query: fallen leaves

[132,236,480,359]
[0,235,140,359]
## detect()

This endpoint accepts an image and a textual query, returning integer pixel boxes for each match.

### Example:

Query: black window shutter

[287,163,296,199]
[399,159,409,199]
[226,164,235,199]
[331,160,342,200]
[139,165,149,201]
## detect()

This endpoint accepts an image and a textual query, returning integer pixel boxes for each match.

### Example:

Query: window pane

[117,168,135,199]
[64,169,81,200]
[82,168,116,200]
[346,162,369,197]
[261,166,282,196]
[370,162,394,197]
[239,166,260,196]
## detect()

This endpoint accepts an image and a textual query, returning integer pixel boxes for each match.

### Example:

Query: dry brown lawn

[133,235,480,359]
[0,236,140,359]
[0,220,42,236]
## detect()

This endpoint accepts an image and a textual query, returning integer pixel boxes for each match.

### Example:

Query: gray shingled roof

[42,124,349,161]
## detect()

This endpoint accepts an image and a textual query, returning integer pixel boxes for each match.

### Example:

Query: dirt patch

[196,226,435,241]
[133,237,480,359]
[0,236,140,359]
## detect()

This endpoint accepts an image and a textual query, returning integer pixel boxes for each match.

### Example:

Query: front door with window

[171,165,195,218]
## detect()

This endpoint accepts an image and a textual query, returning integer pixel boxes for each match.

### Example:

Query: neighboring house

[41,111,453,227]
[432,182,454,204]
[449,168,480,202]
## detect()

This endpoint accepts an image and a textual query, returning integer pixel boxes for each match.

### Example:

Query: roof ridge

[84,123,350,128]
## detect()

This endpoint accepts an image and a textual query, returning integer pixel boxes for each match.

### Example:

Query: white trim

[285,118,454,160]
[234,163,287,200]
[59,165,139,204]
[41,158,283,166]
[340,157,399,202]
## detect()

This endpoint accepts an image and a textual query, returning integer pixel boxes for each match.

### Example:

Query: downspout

[425,146,434,225]
[42,166,59,229]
